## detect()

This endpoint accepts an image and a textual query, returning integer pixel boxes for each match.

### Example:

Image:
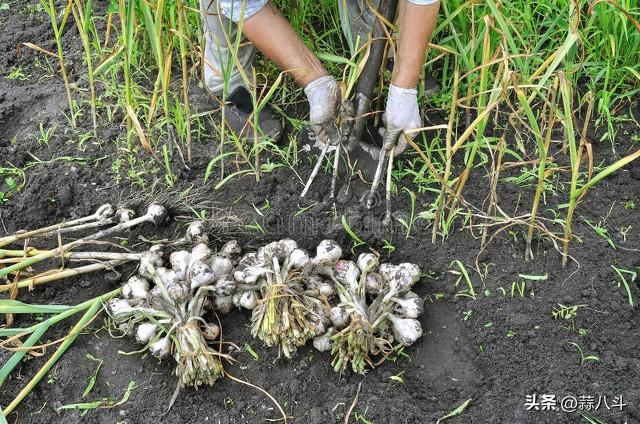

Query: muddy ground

[1,2,640,424]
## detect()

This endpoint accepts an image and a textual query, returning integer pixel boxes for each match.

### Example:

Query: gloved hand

[304,75,340,146]
[381,84,422,154]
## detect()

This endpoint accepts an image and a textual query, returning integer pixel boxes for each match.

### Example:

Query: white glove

[304,75,340,146]
[381,83,422,154]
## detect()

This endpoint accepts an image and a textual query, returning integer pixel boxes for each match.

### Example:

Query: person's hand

[304,75,340,146]
[381,84,422,154]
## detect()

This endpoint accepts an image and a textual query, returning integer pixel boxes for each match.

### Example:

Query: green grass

[5,0,639,259]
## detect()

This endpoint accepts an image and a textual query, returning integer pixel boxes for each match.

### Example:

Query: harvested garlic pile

[108,236,241,388]
[234,239,333,358]
[312,251,424,374]
[109,230,424,383]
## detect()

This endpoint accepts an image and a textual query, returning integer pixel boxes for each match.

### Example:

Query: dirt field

[1,2,640,424]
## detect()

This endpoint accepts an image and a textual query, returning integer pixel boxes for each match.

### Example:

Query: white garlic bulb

[149,336,171,359]
[388,314,423,346]
[122,276,149,301]
[313,328,335,352]
[239,291,258,310]
[135,322,157,344]
[357,253,378,274]
[329,306,349,329]
[169,250,191,280]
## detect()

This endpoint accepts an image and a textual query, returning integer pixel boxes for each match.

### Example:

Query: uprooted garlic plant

[311,252,424,374]
[107,238,243,388]
[106,231,424,385]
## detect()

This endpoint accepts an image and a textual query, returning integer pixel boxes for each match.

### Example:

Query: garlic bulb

[318,282,334,297]
[116,208,135,222]
[210,256,234,278]
[365,272,384,295]
[313,239,342,267]
[96,204,115,221]
[219,240,242,263]
[135,322,157,344]
[167,282,189,302]
[122,276,149,301]
[185,220,208,244]
[329,306,349,329]
[139,250,164,279]
[334,260,360,291]
[399,262,421,283]
[387,314,423,346]
[357,253,378,274]
[146,203,168,225]
[202,323,220,340]
[189,260,216,289]
[279,238,298,255]
[157,267,179,288]
[190,243,212,266]
[108,298,135,317]
[391,294,424,319]
[313,328,335,352]
[238,290,258,310]
[257,241,288,263]
[214,276,236,296]
[149,336,171,359]
[169,250,191,280]
[288,248,310,269]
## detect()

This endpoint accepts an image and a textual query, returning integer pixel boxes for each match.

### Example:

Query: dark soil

[2,2,640,424]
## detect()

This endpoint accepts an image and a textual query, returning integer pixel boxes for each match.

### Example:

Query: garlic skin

[136,322,157,344]
[387,315,423,346]
[169,250,191,280]
[238,291,258,310]
[149,336,172,359]
[122,276,149,301]
[313,328,335,352]
[329,306,349,329]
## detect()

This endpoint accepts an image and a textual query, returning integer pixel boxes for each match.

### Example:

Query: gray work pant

[200,0,380,97]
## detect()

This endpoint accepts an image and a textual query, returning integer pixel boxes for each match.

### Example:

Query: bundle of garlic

[311,251,424,374]
[108,235,242,388]
[233,239,334,358]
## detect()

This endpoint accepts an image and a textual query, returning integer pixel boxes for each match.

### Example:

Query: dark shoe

[223,86,282,144]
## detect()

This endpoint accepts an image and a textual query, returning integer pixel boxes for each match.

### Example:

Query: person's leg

[200,0,282,143]
[200,0,255,97]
